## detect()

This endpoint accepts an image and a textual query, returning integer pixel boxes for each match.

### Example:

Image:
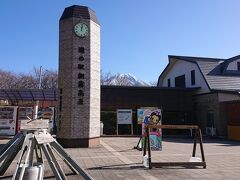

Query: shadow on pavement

[44,172,79,179]
[87,163,144,170]
[0,175,13,179]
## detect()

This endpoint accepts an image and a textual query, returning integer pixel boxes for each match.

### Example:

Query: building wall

[101,86,195,135]
[161,60,210,94]
[194,93,227,136]
[224,102,240,140]
[58,17,74,139]
[218,93,240,102]
[226,59,240,71]
[101,86,194,112]
[89,20,101,138]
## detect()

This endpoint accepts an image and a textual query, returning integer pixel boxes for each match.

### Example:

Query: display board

[117,109,132,124]
[0,106,18,136]
[139,108,162,151]
[116,109,133,135]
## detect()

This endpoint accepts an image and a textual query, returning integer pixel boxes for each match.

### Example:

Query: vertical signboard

[138,108,162,151]
[117,109,133,135]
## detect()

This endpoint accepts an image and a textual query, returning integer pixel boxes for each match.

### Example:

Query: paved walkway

[1,136,240,179]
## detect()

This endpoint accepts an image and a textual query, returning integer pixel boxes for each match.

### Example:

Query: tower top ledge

[60,5,99,25]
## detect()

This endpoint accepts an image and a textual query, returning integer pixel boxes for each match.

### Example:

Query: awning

[0,89,57,101]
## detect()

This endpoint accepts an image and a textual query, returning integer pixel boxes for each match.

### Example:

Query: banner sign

[117,109,132,125]
[139,108,162,151]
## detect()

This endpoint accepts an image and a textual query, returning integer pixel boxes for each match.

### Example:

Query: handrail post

[198,128,206,168]
[143,131,147,157]
[192,129,197,157]
[147,126,152,169]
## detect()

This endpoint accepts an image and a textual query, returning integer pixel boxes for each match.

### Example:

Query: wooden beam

[151,162,206,167]
[147,125,199,129]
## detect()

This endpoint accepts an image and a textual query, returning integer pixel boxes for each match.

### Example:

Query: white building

[157,55,240,138]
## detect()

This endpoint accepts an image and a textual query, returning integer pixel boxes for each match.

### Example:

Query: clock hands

[74,23,88,37]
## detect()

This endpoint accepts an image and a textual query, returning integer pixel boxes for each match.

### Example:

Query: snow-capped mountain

[101,73,150,86]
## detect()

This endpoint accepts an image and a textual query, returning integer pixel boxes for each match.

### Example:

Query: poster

[139,108,162,151]
[117,109,132,124]
[137,109,144,124]
[137,107,157,124]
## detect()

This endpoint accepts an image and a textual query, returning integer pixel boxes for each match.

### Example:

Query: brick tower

[57,5,100,147]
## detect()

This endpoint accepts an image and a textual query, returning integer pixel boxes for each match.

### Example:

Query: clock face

[74,23,89,37]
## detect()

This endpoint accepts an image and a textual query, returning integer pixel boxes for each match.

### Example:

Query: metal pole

[34,66,42,119]
[38,66,42,89]
[116,110,118,136]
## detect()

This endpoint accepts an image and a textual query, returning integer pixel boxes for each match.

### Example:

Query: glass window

[191,70,195,85]
[175,75,186,88]
[167,79,171,87]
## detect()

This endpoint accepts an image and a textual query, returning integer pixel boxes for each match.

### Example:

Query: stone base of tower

[57,137,100,148]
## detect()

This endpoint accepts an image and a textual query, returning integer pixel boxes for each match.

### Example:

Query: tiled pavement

[1,136,240,179]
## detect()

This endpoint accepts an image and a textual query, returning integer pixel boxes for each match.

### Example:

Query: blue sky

[0,0,240,82]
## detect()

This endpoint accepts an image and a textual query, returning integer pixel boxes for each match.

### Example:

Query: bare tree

[1,68,149,88]
[0,70,18,89]
[15,73,38,89]
[41,70,58,89]
[0,68,58,89]
[33,67,58,89]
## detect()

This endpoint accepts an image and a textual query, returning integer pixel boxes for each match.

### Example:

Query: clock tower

[57,5,100,147]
